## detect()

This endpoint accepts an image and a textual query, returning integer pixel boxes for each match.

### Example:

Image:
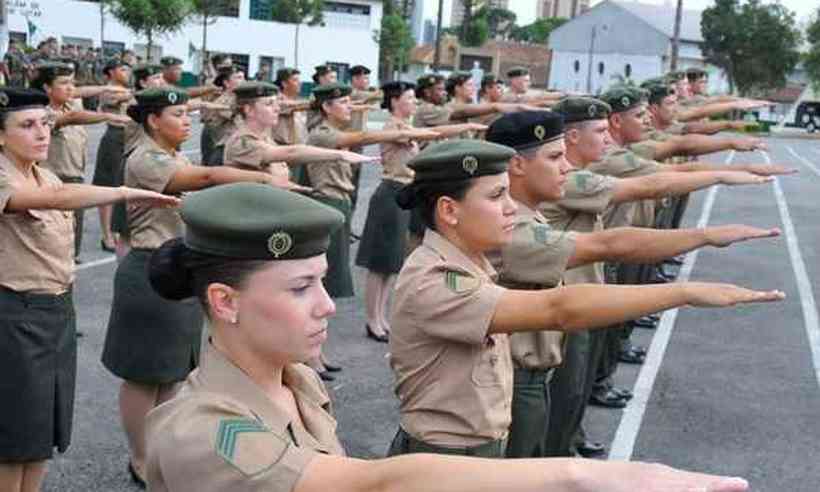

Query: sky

[425,0,818,26]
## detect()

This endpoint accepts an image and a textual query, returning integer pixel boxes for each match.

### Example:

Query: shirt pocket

[471,337,506,388]
[26,208,74,249]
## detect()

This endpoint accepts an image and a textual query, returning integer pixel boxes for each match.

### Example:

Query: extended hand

[123,189,181,208]
[733,137,767,151]
[684,282,784,307]
[704,224,780,247]
[741,163,798,176]
[587,462,750,492]
[719,171,773,185]
[340,151,379,164]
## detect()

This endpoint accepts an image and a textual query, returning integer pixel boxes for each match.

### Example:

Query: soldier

[200,65,245,166]
[223,81,374,188]
[0,87,177,492]
[273,68,312,183]
[312,64,337,85]
[32,61,132,262]
[141,182,759,492]
[347,65,381,215]
[101,87,297,487]
[355,81,486,342]
[502,66,564,106]
[160,55,221,99]
[484,110,780,459]
[385,138,782,458]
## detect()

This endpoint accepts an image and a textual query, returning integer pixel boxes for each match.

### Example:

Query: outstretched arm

[5,183,179,212]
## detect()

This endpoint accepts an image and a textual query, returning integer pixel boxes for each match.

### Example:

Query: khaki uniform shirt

[125,136,187,249]
[273,97,309,145]
[349,88,371,132]
[306,122,354,202]
[44,101,88,179]
[146,346,344,492]
[202,92,237,146]
[413,101,451,128]
[588,145,661,229]
[98,89,132,129]
[389,230,511,446]
[223,124,290,181]
[679,94,708,108]
[380,117,417,185]
[540,169,617,285]
[0,155,75,294]
[491,201,576,370]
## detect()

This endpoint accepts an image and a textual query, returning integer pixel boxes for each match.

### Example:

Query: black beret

[160,56,183,67]
[314,65,333,77]
[686,67,708,80]
[600,86,647,113]
[312,82,352,103]
[34,61,74,78]
[181,183,344,260]
[0,88,49,112]
[486,111,564,152]
[507,66,530,78]
[350,65,371,76]
[133,64,163,82]
[645,83,675,105]
[234,81,279,102]
[416,74,445,90]
[552,96,612,123]
[407,139,515,185]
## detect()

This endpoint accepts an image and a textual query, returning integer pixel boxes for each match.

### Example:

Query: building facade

[4,0,382,82]
[547,0,728,94]
[536,0,590,20]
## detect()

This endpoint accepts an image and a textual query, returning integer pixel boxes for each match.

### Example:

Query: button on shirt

[146,346,345,492]
[389,230,511,447]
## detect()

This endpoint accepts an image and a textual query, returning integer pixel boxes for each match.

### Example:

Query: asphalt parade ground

[41,122,820,491]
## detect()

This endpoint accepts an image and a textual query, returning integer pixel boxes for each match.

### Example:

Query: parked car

[795,101,820,132]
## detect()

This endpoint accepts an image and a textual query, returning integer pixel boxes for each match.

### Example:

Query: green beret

[600,86,646,113]
[314,65,332,77]
[275,67,300,85]
[640,77,667,89]
[133,87,189,110]
[103,58,130,75]
[685,67,708,80]
[0,88,49,112]
[408,139,515,184]
[133,64,163,82]
[486,111,564,152]
[645,83,675,105]
[553,96,612,123]
[350,65,371,76]
[312,82,352,103]
[160,56,183,67]
[666,71,686,81]
[417,74,444,90]
[234,81,279,102]
[507,66,530,78]
[181,183,344,260]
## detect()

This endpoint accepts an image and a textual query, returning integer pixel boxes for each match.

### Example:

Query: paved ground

[41,122,820,491]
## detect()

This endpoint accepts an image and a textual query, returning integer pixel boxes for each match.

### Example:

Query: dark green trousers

[544,332,591,456]
[505,368,554,458]
[387,428,506,458]
[58,175,85,258]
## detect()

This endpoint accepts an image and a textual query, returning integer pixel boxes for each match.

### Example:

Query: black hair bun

[149,238,195,300]
[396,184,419,210]
[126,104,144,124]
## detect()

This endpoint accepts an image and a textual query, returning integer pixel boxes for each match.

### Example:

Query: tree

[456,0,486,44]
[271,0,324,68]
[510,17,568,44]
[475,6,516,40]
[109,0,192,62]
[190,0,235,71]
[804,8,820,93]
[376,9,414,81]
[701,0,801,95]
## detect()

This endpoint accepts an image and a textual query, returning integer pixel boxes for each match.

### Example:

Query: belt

[0,285,72,307]
[397,428,506,457]
[513,367,555,385]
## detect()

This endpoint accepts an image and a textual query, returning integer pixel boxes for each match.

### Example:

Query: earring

[230,314,238,324]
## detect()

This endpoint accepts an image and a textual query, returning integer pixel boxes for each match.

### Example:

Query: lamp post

[585,24,597,94]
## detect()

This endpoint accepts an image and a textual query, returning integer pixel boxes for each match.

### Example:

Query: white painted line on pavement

[763,152,820,389]
[608,151,735,461]
[76,256,117,271]
[786,146,820,178]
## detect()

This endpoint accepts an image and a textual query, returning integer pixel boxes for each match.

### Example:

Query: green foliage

[377,13,415,79]
[463,16,489,46]
[190,0,233,22]
[701,0,801,96]
[477,6,516,40]
[804,8,820,93]
[110,0,192,43]
[509,17,568,44]
[271,0,324,26]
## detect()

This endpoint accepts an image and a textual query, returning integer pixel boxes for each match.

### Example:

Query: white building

[4,0,383,82]
[547,0,729,95]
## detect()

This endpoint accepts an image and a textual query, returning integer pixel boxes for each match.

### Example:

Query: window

[625,63,632,78]
[573,60,580,73]
[324,2,371,15]
[103,41,126,58]
[9,32,28,46]
[257,56,285,81]
[598,62,605,75]
[250,0,274,21]
[327,62,350,83]
[63,37,93,50]
[210,0,240,17]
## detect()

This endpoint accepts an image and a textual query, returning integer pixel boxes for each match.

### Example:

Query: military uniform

[223,124,290,181]
[0,89,79,461]
[201,92,237,166]
[103,88,204,385]
[93,75,133,189]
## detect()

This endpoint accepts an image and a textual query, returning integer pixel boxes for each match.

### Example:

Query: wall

[549,51,661,93]
[7,0,382,79]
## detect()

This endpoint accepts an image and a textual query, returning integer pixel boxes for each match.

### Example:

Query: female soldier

[0,88,177,492]
[101,87,295,488]
[386,138,782,458]
[305,82,437,379]
[355,81,486,342]
[144,181,754,492]
[200,65,244,166]
[223,81,375,186]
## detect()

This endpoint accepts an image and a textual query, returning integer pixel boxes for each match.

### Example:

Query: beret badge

[587,104,597,117]
[620,96,630,107]
[332,88,341,98]
[168,92,178,104]
[267,231,294,258]
[534,125,546,141]
[0,92,8,107]
[462,155,479,175]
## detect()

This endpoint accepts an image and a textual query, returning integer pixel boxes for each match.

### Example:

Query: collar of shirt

[422,229,499,281]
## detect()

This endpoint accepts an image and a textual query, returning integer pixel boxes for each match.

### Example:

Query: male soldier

[502,66,564,106]
[273,68,311,183]
[486,110,780,459]
[541,94,789,458]
[161,55,220,99]
[3,40,30,87]
[347,65,382,215]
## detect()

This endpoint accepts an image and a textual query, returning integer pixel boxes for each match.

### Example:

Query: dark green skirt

[102,249,204,384]
[92,125,124,187]
[355,180,410,274]
[312,195,354,298]
[0,288,76,461]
